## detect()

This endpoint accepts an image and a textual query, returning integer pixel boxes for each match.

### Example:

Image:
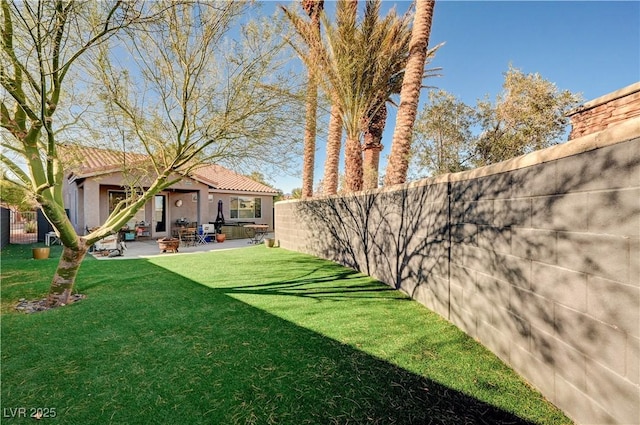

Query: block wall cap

[383,115,640,191]
[568,81,640,116]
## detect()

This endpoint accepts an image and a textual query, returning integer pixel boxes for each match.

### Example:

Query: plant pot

[157,238,180,253]
[215,233,226,243]
[32,247,50,260]
[264,238,275,248]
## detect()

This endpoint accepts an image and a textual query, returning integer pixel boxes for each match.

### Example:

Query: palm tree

[322,103,343,195]
[362,100,387,190]
[283,0,412,193]
[357,1,412,191]
[362,44,441,190]
[300,0,324,198]
[325,0,363,193]
[385,0,436,187]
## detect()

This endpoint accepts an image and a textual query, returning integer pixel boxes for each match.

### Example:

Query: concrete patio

[90,233,275,260]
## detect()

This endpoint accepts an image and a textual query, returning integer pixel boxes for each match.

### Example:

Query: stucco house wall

[63,163,277,241]
[65,172,210,238]
[208,191,274,229]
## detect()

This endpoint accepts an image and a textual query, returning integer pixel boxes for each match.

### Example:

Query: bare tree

[1,0,303,307]
[1,0,153,307]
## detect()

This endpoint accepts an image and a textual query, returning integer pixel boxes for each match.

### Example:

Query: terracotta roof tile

[60,145,278,194]
[59,144,148,177]
[191,164,278,194]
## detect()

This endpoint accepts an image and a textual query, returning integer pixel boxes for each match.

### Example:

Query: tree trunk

[362,102,387,190]
[363,146,382,190]
[35,200,91,308]
[322,104,343,195]
[46,241,90,307]
[301,0,324,199]
[302,71,318,199]
[344,134,363,192]
[385,0,436,187]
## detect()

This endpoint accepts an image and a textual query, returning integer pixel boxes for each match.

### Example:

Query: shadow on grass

[1,248,543,424]
[226,266,407,302]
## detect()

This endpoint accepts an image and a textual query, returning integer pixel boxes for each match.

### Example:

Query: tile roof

[59,144,148,178]
[60,144,278,194]
[190,164,279,194]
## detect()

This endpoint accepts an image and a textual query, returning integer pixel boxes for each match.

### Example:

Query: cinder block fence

[275,116,640,425]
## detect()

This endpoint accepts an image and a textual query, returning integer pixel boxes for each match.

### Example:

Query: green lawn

[0,244,571,424]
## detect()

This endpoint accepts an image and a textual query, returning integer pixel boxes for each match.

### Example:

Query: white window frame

[230,196,262,219]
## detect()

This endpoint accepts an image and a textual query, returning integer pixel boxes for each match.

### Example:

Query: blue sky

[265,1,640,194]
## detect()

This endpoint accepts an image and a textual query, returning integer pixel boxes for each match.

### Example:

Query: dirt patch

[15,294,86,314]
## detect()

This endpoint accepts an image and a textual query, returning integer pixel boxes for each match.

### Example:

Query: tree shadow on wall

[295,138,639,423]
[296,182,453,314]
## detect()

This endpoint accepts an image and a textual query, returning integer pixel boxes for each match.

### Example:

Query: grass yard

[0,244,571,424]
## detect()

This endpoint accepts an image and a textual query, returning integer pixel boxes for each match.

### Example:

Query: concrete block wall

[275,117,640,425]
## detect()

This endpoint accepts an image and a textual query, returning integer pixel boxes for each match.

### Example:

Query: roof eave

[210,188,278,196]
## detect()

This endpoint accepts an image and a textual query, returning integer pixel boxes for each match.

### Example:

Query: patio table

[243,224,268,244]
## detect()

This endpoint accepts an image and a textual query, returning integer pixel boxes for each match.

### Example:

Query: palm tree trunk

[301,0,324,198]
[363,146,382,190]
[301,72,318,198]
[362,103,387,190]
[344,134,363,192]
[322,104,343,195]
[384,0,436,187]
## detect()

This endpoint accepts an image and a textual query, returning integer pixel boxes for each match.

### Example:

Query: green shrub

[24,220,36,233]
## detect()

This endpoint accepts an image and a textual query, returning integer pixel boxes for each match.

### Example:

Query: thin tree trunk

[323,104,343,195]
[385,0,436,187]
[46,242,90,307]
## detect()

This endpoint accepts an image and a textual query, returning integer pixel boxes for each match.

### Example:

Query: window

[230,197,261,219]
[108,191,126,214]
[108,190,144,224]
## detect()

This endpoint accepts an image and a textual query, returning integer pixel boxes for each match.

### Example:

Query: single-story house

[61,145,279,240]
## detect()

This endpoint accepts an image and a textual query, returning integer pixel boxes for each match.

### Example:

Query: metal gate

[9,210,37,244]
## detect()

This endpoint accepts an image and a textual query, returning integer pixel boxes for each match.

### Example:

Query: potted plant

[32,245,50,259]
[215,231,226,243]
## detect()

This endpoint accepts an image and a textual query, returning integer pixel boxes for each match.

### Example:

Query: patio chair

[45,231,61,246]
[179,227,197,247]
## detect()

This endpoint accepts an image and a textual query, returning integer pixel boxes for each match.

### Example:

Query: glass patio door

[154,195,167,236]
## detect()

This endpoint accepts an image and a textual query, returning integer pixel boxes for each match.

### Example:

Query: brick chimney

[567,81,640,139]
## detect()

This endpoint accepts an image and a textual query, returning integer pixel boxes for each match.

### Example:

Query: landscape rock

[14,294,86,314]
